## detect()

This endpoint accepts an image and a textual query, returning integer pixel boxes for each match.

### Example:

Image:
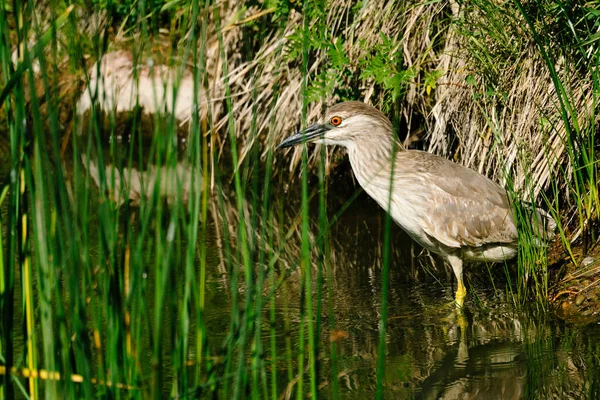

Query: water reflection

[201,176,600,399]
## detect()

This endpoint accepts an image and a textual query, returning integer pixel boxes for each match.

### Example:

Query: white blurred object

[76,50,204,205]
[77,50,204,123]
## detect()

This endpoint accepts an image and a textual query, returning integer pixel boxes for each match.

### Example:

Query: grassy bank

[0,0,599,398]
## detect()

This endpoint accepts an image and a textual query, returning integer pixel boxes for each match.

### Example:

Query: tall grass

[446,0,599,301]
[0,0,599,399]
[514,0,599,255]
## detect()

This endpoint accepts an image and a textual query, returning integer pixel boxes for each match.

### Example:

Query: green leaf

[160,0,183,12]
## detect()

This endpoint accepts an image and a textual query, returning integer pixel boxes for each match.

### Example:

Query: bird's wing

[419,183,517,248]
[391,151,517,248]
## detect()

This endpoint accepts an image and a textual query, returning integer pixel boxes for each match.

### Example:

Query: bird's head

[278,101,394,150]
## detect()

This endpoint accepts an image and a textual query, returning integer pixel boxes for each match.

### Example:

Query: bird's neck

[347,135,402,176]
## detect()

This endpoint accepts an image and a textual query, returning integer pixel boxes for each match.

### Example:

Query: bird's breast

[348,152,436,250]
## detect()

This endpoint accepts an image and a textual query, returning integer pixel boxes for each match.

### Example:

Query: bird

[278,101,556,307]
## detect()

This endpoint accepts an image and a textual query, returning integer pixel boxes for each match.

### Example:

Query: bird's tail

[522,201,557,243]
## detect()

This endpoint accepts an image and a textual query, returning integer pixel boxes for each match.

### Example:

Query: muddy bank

[550,244,600,325]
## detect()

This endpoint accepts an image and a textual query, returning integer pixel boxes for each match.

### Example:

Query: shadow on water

[1,131,599,399]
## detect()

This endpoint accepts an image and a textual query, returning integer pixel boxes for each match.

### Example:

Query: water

[1,140,599,399]
[196,177,600,399]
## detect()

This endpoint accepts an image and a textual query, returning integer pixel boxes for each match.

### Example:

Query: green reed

[514,0,599,256]
[510,0,599,298]
[2,2,34,399]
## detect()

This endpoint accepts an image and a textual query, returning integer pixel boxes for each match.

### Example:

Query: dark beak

[277,123,331,149]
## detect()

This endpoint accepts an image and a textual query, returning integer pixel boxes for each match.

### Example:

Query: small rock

[575,294,585,306]
[581,256,595,267]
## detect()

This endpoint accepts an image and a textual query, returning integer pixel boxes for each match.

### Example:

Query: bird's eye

[330,116,342,126]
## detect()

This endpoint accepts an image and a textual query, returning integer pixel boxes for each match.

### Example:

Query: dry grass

[426,2,596,203]
[13,1,597,211]
[208,0,596,210]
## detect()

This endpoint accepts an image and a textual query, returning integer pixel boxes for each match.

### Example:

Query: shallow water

[155,168,599,398]
[1,144,599,399]
[199,186,600,399]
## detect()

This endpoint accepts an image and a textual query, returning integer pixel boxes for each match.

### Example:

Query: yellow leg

[455,281,467,308]
[447,255,467,308]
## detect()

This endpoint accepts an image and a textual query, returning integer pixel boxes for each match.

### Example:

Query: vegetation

[0,0,599,398]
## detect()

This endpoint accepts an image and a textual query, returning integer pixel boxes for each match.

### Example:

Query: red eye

[330,116,342,126]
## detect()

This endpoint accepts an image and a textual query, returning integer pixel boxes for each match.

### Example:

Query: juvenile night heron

[278,101,556,307]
